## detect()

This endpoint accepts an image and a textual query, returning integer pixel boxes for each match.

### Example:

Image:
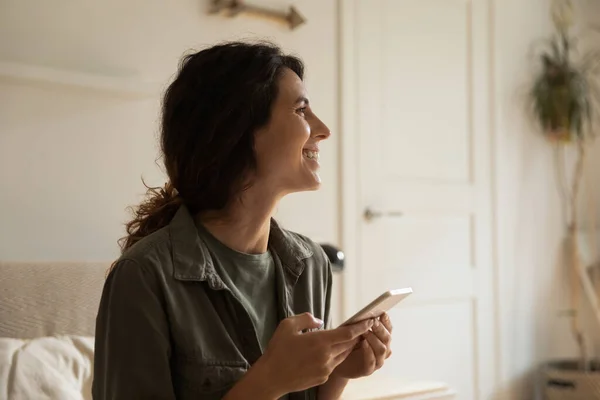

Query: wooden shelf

[0,61,161,99]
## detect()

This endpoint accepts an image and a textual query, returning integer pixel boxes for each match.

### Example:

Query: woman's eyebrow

[295,95,310,105]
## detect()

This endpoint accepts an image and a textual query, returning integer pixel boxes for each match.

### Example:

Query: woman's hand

[330,313,393,379]
[248,313,374,398]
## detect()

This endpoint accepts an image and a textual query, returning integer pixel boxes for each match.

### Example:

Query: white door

[341,1,496,399]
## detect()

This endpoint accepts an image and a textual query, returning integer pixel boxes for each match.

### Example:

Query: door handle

[363,207,403,222]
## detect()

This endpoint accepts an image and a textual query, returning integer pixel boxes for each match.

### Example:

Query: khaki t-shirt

[196,222,278,352]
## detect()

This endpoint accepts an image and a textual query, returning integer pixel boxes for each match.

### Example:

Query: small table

[341,373,456,400]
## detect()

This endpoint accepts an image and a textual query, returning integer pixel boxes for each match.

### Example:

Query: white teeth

[303,150,319,160]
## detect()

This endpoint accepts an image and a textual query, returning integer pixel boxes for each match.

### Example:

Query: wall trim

[488,0,502,393]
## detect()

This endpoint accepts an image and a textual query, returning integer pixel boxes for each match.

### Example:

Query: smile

[302,149,319,160]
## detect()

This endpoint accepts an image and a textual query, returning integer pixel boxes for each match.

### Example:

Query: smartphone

[338,287,413,327]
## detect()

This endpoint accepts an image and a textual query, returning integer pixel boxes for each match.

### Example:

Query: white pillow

[0,336,94,400]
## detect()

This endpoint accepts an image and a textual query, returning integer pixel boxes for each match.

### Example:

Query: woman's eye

[296,107,307,115]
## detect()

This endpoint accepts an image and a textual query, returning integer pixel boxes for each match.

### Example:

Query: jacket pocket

[174,360,248,400]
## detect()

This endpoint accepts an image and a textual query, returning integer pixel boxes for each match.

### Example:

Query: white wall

[493,0,600,398]
[0,0,340,260]
[579,0,600,368]
[581,1,600,223]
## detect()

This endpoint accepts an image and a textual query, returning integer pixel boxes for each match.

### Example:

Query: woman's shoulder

[113,226,173,275]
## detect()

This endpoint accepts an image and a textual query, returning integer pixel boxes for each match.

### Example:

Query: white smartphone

[338,287,413,327]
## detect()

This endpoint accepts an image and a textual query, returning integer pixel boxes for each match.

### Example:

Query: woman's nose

[311,115,331,140]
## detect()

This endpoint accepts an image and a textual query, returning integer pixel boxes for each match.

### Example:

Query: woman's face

[253,68,331,197]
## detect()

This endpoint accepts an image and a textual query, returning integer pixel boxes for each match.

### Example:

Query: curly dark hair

[119,41,305,251]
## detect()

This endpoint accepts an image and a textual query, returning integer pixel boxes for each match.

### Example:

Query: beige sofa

[0,262,108,339]
[0,261,107,400]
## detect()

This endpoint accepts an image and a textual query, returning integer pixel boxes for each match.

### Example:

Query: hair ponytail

[118,181,182,252]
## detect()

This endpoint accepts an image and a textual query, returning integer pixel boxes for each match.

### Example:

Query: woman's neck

[197,184,280,254]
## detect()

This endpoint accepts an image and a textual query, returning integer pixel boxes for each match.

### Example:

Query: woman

[93,41,393,400]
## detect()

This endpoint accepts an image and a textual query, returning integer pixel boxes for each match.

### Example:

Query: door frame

[338,0,361,321]
[337,0,500,398]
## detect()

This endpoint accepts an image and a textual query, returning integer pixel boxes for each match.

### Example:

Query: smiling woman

[92,41,394,400]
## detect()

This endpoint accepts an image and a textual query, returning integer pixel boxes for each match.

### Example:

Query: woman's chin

[306,182,321,192]
[305,170,322,190]
[287,174,322,194]
[311,170,322,185]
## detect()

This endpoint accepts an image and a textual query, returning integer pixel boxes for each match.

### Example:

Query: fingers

[371,318,391,343]
[330,338,360,357]
[365,331,387,370]
[333,343,357,365]
[380,313,393,333]
[376,314,393,359]
[285,312,324,332]
[322,319,374,344]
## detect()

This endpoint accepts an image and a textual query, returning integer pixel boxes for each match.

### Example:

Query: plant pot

[545,129,573,143]
[542,359,600,399]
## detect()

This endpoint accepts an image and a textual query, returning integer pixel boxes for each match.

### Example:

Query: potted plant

[529,0,600,398]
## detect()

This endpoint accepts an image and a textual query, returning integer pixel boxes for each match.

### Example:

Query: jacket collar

[169,205,313,286]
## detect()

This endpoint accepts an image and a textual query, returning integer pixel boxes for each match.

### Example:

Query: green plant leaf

[529,27,600,141]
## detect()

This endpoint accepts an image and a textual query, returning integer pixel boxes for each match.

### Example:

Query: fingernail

[374,319,380,328]
[314,317,324,327]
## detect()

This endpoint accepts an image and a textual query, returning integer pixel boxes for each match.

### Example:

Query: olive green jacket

[92,205,333,400]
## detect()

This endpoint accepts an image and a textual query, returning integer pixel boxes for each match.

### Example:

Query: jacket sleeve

[92,259,175,400]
